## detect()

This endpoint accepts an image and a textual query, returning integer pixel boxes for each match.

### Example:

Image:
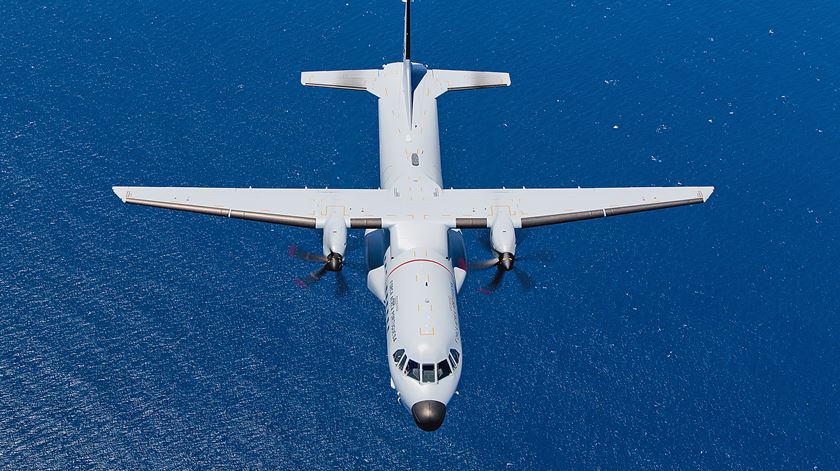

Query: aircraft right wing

[443,186,714,229]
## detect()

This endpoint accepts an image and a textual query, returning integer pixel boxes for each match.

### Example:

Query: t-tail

[403,0,411,61]
[300,1,511,96]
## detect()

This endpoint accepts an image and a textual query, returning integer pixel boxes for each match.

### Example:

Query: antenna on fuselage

[402,0,411,61]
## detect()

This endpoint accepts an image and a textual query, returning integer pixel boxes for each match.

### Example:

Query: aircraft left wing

[111,186,389,229]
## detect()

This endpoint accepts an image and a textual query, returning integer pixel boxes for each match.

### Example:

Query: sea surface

[2,0,839,469]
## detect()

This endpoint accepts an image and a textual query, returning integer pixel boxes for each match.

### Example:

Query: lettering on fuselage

[448,280,460,344]
[384,257,460,350]
[385,279,399,343]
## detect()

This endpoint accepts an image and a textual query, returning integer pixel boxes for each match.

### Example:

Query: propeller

[470,230,535,294]
[288,243,346,294]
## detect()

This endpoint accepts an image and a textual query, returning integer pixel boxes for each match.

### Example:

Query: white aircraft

[113,1,713,431]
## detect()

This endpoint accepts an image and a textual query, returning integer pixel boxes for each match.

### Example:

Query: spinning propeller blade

[471,230,535,294]
[289,243,349,296]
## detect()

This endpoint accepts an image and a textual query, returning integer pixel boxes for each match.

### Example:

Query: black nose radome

[411,400,446,431]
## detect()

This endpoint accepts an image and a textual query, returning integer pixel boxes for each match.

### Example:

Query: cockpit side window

[406,360,420,381]
[398,355,408,370]
[437,359,452,380]
[421,363,436,383]
[449,348,460,365]
[392,349,405,364]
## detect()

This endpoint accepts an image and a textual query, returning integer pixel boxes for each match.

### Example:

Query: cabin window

[437,359,452,380]
[406,360,420,381]
[392,349,405,364]
[421,363,436,383]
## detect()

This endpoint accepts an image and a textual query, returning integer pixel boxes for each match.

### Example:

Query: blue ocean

[2,0,839,468]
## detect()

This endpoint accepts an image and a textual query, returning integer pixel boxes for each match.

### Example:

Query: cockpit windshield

[406,359,420,381]
[392,349,460,384]
[421,364,435,383]
[437,359,452,380]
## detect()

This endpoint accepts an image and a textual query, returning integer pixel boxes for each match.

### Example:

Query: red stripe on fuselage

[388,258,452,277]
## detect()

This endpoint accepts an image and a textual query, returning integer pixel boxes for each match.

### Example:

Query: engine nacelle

[490,211,516,256]
[322,215,347,258]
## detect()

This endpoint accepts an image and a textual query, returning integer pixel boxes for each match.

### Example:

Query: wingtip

[701,186,715,202]
[112,186,128,202]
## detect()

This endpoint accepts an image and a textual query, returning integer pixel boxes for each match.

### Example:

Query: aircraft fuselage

[367,60,464,431]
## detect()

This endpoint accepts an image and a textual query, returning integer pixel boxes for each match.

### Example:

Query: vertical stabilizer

[403,0,411,61]
[401,1,414,130]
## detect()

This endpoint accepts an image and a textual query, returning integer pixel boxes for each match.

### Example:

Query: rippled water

[2,0,839,468]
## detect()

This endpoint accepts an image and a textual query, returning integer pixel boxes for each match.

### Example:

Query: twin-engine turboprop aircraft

[113,1,714,431]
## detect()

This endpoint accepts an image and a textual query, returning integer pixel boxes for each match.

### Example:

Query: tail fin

[403,0,411,61]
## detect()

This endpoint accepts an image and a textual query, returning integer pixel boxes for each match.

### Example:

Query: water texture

[1,1,839,468]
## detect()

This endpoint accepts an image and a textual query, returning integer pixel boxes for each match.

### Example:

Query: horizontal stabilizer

[429,69,511,96]
[301,70,380,91]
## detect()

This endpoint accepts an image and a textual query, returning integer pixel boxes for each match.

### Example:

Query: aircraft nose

[411,400,446,431]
